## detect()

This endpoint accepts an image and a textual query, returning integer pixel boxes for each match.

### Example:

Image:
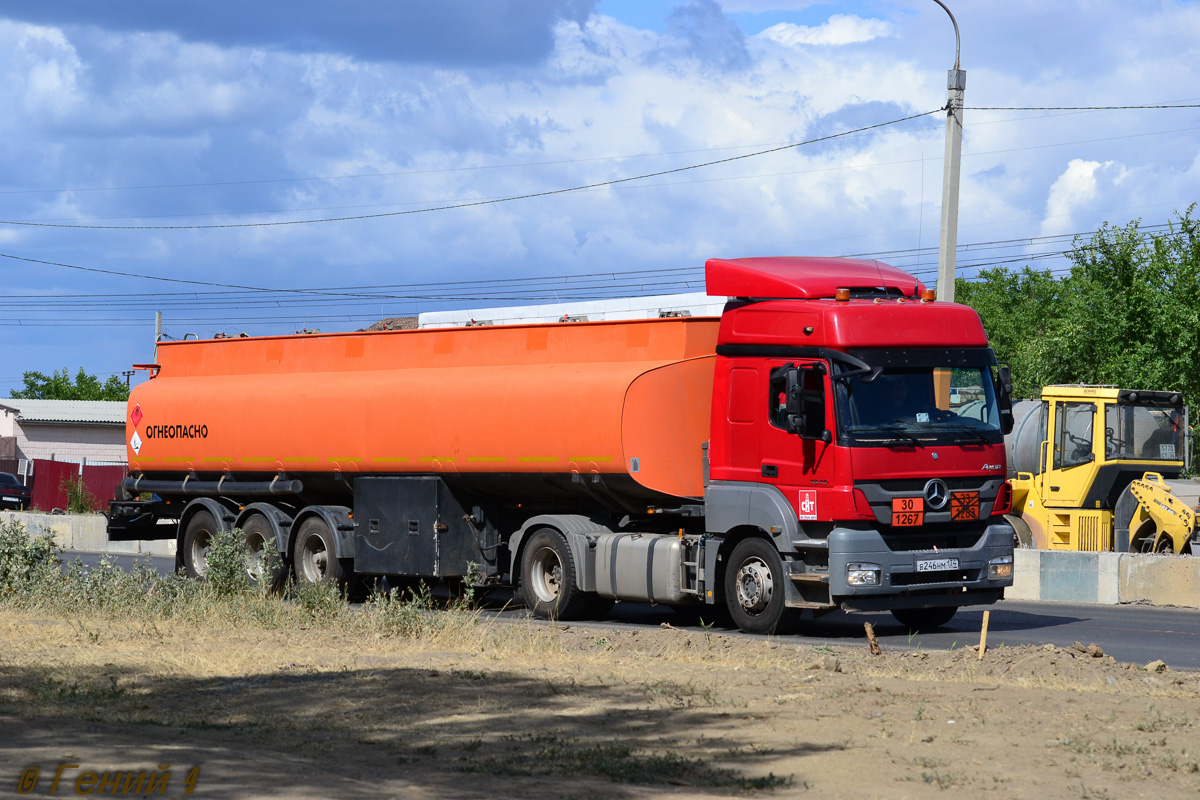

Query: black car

[0,472,31,510]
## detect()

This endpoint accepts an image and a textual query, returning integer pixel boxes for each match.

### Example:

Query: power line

[967,103,1200,111]
[0,109,944,231]
[3,220,1188,312]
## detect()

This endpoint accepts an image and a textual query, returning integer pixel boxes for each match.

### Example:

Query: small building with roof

[0,399,127,467]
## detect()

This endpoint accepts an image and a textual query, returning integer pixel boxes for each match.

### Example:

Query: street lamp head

[929,0,962,70]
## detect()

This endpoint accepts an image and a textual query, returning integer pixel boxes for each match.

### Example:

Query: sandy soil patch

[1,610,1198,799]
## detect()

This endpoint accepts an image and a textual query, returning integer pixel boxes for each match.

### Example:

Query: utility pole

[932,0,964,303]
[154,311,162,362]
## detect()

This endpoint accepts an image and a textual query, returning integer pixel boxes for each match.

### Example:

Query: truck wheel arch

[509,515,611,593]
[704,482,800,553]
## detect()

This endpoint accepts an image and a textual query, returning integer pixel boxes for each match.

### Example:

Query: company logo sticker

[130,430,143,455]
[798,489,818,520]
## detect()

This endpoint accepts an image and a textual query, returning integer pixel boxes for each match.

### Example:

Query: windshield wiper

[870,425,924,446]
[936,425,993,445]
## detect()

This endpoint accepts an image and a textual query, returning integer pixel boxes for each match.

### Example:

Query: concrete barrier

[1007,547,1200,608]
[1,511,175,557]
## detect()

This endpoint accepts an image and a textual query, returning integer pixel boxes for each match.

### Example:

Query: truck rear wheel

[520,529,592,620]
[724,538,801,635]
[293,517,345,587]
[891,606,957,630]
[182,511,217,579]
[242,514,286,589]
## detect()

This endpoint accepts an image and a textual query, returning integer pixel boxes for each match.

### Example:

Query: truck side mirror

[784,369,804,435]
[996,363,1015,435]
[790,365,830,441]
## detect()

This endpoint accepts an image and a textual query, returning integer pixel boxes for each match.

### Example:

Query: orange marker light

[835,288,850,302]
[921,289,936,302]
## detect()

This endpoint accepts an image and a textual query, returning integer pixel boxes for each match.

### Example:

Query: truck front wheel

[520,529,592,621]
[293,517,345,587]
[724,538,801,635]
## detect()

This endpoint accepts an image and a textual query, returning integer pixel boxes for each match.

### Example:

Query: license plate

[916,557,960,572]
[2,495,17,502]
[891,497,923,527]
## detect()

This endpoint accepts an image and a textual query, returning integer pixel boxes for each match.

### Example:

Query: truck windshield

[1104,403,1184,462]
[834,363,1003,445]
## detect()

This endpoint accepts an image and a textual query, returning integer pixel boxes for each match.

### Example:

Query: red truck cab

[703,257,1015,632]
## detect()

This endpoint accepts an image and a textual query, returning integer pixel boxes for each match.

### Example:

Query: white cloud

[758,15,895,47]
[1041,159,1125,237]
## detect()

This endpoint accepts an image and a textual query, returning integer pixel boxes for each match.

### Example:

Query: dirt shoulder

[1,610,1199,799]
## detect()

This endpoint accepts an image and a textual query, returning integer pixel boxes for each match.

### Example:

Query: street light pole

[931,0,964,303]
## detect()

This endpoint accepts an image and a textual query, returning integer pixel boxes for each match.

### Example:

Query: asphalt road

[63,550,1200,670]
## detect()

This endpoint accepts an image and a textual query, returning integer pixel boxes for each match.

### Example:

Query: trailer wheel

[182,511,217,579]
[891,606,957,630]
[520,529,591,620]
[723,538,801,635]
[293,517,344,586]
[242,514,287,589]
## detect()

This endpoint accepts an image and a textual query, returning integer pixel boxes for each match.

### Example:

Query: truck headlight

[846,562,881,586]
[988,555,1013,580]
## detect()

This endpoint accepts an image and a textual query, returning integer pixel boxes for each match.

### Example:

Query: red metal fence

[30,459,78,512]
[28,459,127,512]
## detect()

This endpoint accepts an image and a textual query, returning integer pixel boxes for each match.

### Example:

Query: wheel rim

[300,534,329,583]
[245,530,268,582]
[529,546,563,604]
[735,556,774,614]
[189,529,211,577]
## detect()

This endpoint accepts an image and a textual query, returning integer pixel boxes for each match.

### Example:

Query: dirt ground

[1,609,1199,800]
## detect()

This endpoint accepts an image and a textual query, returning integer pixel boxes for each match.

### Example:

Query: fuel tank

[127,317,719,504]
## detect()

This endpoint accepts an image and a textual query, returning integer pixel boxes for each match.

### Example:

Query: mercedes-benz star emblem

[924,479,949,510]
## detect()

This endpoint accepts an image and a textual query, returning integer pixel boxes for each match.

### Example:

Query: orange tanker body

[129,316,718,504]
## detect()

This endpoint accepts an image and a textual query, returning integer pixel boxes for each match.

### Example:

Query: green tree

[10,368,129,401]
[958,206,1200,421]
[956,266,1065,400]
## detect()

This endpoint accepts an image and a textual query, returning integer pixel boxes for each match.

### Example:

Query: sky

[1,0,1198,394]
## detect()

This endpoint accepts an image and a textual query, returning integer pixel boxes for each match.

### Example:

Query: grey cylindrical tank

[1004,400,1045,478]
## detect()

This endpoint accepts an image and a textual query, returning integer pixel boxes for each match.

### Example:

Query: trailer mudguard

[234,503,295,556]
[290,505,354,560]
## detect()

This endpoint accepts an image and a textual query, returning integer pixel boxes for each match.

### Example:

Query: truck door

[760,360,834,519]
[1043,400,1097,508]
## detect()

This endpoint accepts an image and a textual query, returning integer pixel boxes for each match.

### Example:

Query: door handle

[761,464,779,478]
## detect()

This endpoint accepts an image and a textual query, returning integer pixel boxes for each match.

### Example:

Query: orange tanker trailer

[109,257,1017,634]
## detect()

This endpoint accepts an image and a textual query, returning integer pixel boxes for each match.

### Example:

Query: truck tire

[723,538,801,635]
[182,511,217,579]
[891,606,957,631]
[293,516,345,587]
[520,529,592,620]
[242,514,287,589]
